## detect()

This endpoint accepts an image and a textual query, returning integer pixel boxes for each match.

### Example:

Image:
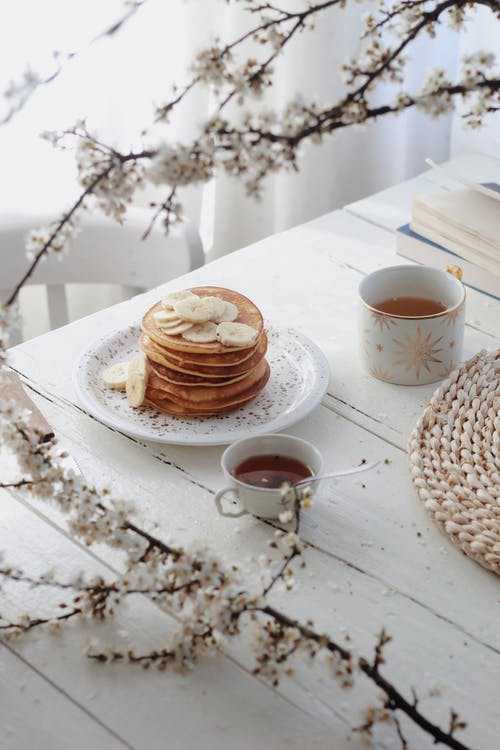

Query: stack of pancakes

[140,286,270,415]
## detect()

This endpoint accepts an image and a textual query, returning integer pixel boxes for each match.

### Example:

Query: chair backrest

[1,207,204,342]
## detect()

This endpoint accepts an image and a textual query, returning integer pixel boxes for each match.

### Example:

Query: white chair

[0,207,204,343]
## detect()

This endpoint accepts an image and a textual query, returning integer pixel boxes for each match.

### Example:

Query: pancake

[144,393,257,416]
[149,361,250,387]
[145,363,270,415]
[142,286,264,354]
[150,337,261,368]
[140,332,268,378]
[146,358,268,405]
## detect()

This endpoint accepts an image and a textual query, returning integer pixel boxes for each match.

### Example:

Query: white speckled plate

[72,323,330,446]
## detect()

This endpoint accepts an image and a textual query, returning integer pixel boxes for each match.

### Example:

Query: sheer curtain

[451,4,500,158]
[1,0,496,336]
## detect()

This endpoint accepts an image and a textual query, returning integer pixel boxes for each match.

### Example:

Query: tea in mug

[233,454,312,489]
[374,296,446,316]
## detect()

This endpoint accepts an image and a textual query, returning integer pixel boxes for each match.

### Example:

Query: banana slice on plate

[216,322,258,348]
[102,361,129,391]
[174,297,213,323]
[182,321,218,343]
[126,354,148,407]
[162,290,199,310]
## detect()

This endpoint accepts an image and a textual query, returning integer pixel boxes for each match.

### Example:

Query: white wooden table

[2,153,499,750]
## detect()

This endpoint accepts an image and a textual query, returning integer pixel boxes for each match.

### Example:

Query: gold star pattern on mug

[392,326,443,380]
[440,304,464,327]
[370,311,397,332]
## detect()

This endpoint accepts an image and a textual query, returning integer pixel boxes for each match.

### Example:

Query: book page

[425,158,500,203]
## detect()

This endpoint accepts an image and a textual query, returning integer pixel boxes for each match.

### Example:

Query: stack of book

[396,163,500,300]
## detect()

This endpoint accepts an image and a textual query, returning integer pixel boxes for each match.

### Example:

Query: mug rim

[358,264,466,320]
[221,433,323,494]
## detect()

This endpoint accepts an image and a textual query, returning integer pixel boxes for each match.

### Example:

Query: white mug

[358,265,466,385]
[214,434,323,520]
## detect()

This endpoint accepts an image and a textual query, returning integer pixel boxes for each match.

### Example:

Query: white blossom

[191,45,231,88]
[147,142,214,187]
[278,510,294,524]
[0,303,21,362]
[76,136,144,222]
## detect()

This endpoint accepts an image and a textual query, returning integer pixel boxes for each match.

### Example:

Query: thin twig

[0,608,81,632]
[5,148,153,308]
[141,186,178,240]
[258,605,471,750]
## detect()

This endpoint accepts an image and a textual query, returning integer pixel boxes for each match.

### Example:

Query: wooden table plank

[0,643,132,750]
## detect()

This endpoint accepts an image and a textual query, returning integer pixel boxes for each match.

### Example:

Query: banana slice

[213,300,238,323]
[182,321,217,343]
[157,316,186,329]
[216,322,258,348]
[126,354,148,407]
[154,310,180,324]
[162,290,199,310]
[174,297,213,323]
[202,296,226,321]
[102,361,129,391]
[158,320,194,336]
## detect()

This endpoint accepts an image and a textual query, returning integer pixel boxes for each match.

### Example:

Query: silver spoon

[293,460,380,487]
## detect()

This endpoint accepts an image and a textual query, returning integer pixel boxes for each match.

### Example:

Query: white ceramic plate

[72,323,330,446]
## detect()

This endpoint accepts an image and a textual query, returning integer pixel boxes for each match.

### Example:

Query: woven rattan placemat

[408,349,500,575]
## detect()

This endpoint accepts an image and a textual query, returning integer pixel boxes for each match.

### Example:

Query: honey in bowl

[373,296,446,316]
[233,454,313,489]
